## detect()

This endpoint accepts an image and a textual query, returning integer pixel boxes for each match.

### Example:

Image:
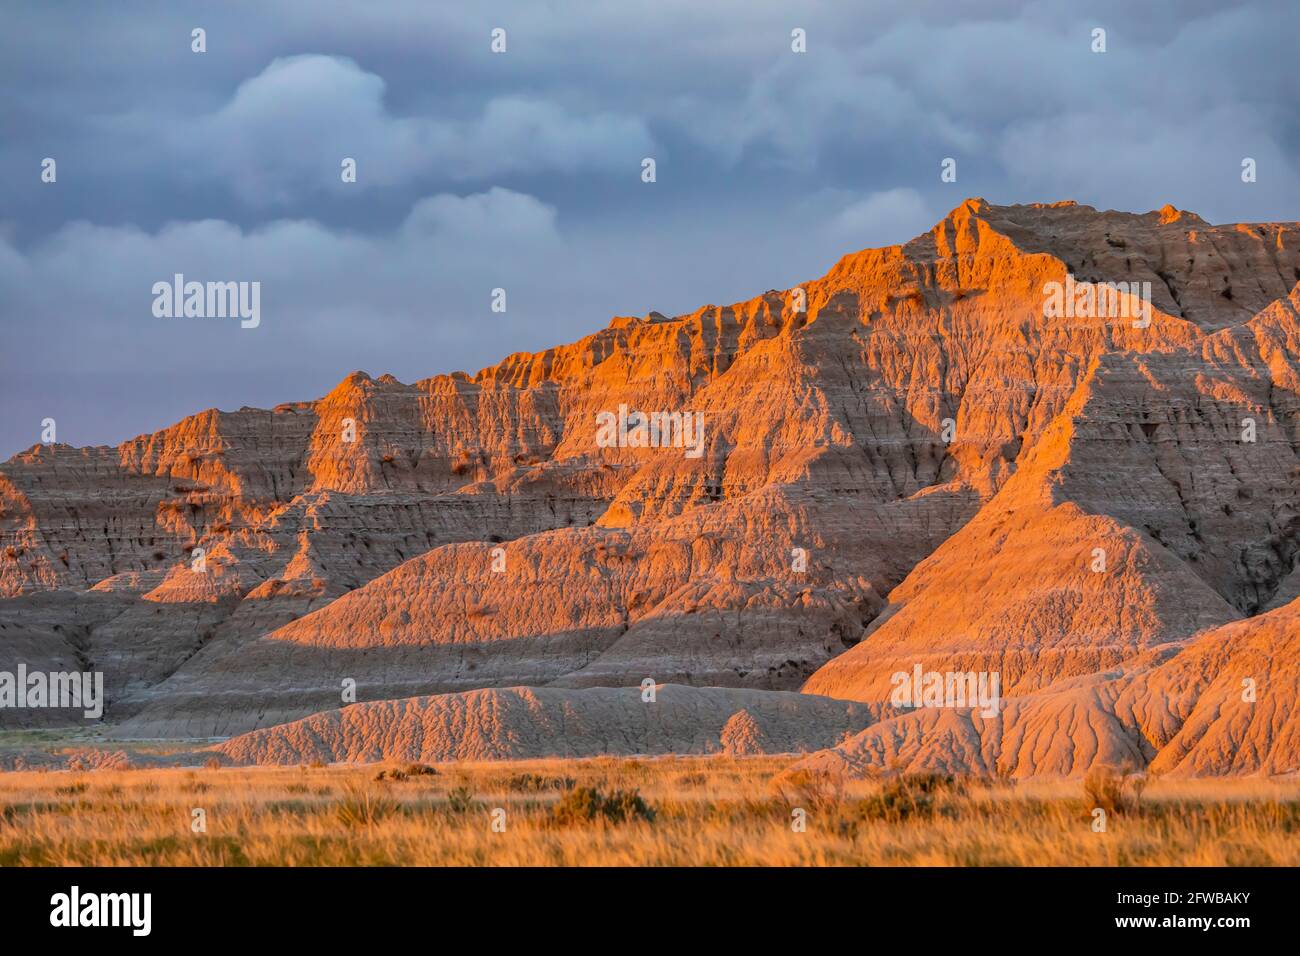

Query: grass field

[1,756,1298,866]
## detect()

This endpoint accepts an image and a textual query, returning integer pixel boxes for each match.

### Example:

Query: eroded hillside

[4,199,1299,775]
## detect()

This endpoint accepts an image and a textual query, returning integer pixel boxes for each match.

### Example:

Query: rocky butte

[2,198,1298,777]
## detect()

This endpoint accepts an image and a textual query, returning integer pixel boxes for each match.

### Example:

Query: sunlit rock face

[4,199,1299,774]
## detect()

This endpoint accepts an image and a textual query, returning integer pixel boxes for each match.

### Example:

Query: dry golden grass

[0,756,1297,866]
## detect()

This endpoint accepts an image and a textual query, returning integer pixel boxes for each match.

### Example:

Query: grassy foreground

[1,756,1298,866]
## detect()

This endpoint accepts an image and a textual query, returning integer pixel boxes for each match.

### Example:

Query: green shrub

[507,773,575,793]
[447,786,476,814]
[550,787,654,826]
[855,774,966,823]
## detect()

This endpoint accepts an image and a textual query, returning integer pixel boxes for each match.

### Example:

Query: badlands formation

[3,199,1299,777]
[216,684,876,765]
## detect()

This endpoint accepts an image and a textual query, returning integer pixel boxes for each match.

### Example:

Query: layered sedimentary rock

[214,683,877,764]
[793,596,1300,778]
[802,284,1300,707]
[3,199,1300,775]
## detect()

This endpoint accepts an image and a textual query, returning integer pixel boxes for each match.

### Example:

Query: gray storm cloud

[1,0,1298,456]
[174,55,657,204]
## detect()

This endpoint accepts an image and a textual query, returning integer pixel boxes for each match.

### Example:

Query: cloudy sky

[2,0,1297,457]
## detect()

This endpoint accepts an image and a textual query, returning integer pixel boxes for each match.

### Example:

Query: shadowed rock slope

[215,684,877,764]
